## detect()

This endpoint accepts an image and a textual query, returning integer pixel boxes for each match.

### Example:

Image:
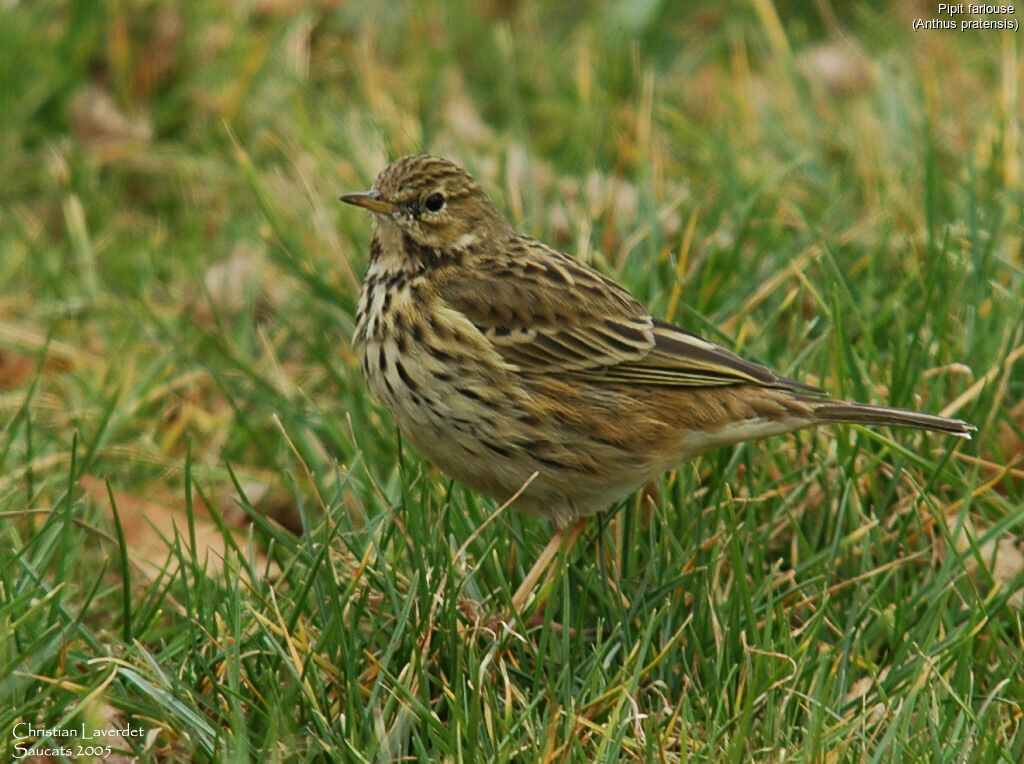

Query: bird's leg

[511,519,587,613]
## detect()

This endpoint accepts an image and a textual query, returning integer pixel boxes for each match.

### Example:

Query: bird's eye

[424,192,445,213]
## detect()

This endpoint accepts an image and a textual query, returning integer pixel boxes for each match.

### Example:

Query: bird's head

[341,155,509,253]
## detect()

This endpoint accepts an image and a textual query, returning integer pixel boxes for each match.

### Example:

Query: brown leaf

[79,475,275,581]
[187,243,289,327]
[799,42,875,96]
[946,514,1024,609]
[0,350,36,389]
[70,84,153,146]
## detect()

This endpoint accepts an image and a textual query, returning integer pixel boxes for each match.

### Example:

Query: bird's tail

[801,397,976,439]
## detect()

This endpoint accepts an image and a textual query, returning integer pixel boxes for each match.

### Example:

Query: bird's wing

[439,236,653,371]
[594,318,823,392]
[440,236,822,393]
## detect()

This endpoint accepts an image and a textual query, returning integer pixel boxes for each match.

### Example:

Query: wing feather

[440,236,821,394]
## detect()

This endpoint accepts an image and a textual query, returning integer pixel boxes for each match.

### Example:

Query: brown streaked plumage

[342,155,975,529]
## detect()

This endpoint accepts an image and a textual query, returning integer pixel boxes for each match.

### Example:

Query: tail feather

[803,398,976,439]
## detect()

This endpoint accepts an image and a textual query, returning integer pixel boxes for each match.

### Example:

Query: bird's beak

[339,189,397,214]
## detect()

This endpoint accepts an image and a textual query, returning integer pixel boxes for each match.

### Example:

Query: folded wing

[441,235,822,394]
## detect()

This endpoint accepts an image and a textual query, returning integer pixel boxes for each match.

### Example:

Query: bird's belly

[359,332,546,497]
[357,338,672,523]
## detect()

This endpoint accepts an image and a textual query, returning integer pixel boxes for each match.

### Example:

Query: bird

[341,154,975,608]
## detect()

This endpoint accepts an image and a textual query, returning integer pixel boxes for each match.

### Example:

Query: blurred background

[1,0,1022,759]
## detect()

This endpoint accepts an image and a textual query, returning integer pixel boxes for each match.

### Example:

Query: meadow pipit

[342,155,974,604]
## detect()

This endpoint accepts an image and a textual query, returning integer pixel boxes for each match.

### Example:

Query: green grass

[2,0,1022,760]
